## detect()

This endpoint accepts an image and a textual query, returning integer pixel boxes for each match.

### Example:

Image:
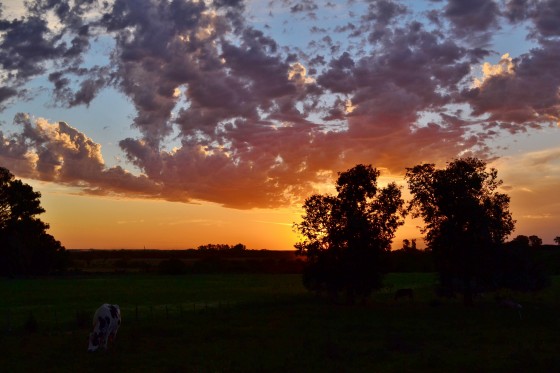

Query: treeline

[68,248,297,261]
[388,243,560,274]
[66,244,560,275]
[67,248,304,275]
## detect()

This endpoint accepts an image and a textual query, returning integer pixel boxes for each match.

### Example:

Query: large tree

[294,164,405,303]
[405,158,515,305]
[0,167,67,276]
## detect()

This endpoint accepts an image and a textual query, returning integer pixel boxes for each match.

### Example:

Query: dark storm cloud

[1,0,559,208]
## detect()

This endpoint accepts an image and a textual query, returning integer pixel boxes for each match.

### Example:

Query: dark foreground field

[2,273,560,372]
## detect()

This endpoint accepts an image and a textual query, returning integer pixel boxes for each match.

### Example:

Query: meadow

[2,273,560,372]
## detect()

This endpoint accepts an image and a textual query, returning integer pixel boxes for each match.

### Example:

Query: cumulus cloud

[0,0,559,209]
[463,42,560,129]
[443,0,500,40]
[0,114,159,197]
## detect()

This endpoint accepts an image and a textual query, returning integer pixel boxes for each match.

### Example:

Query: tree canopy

[294,164,405,303]
[0,167,67,276]
[405,158,515,305]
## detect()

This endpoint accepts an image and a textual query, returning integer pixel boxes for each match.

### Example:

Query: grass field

[2,273,560,372]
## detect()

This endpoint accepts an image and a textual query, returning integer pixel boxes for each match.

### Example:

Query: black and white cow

[88,304,121,352]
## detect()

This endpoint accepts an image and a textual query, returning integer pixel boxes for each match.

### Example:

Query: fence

[2,300,234,335]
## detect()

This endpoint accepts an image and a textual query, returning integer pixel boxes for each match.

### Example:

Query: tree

[555,236,560,245]
[528,235,543,248]
[402,239,417,252]
[0,167,67,276]
[405,158,515,305]
[497,237,549,293]
[511,235,530,247]
[294,164,405,303]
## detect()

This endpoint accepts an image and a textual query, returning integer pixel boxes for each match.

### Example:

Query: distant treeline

[68,248,298,261]
[389,244,560,274]
[66,244,560,275]
[67,248,303,275]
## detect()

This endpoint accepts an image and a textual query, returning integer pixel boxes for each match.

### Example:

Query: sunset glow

[1,0,559,250]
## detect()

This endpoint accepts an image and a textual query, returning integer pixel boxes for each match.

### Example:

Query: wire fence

[2,300,235,335]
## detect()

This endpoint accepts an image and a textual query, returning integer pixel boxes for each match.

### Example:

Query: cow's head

[87,332,100,352]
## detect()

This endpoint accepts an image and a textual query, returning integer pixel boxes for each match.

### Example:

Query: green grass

[2,273,560,372]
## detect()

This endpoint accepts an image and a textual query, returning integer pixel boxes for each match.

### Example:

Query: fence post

[165,305,169,319]
[135,305,139,321]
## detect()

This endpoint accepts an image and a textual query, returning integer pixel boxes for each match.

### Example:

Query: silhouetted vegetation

[197,243,247,252]
[157,258,188,275]
[406,158,549,305]
[388,241,434,273]
[528,235,543,248]
[0,167,67,276]
[295,164,406,303]
[494,237,550,293]
[67,248,305,274]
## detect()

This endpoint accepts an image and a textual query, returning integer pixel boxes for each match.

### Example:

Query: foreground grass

[1,273,560,372]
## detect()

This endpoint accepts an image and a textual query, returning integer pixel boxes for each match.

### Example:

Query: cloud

[463,41,560,130]
[0,1,559,210]
[443,0,500,42]
[473,53,515,87]
[0,114,160,197]
[504,0,560,38]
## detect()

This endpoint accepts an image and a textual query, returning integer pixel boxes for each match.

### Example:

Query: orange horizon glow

[31,160,559,253]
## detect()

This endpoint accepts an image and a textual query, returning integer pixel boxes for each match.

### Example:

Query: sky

[0,0,559,250]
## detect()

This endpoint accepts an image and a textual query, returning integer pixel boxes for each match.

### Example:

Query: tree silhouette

[497,236,549,293]
[406,158,515,306]
[555,236,560,245]
[528,235,543,248]
[294,164,405,303]
[511,235,530,247]
[0,167,67,276]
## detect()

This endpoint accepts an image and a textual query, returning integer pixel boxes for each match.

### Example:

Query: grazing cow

[88,304,121,352]
[394,288,414,300]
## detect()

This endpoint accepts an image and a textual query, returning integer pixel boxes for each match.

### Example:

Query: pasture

[2,273,560,372]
